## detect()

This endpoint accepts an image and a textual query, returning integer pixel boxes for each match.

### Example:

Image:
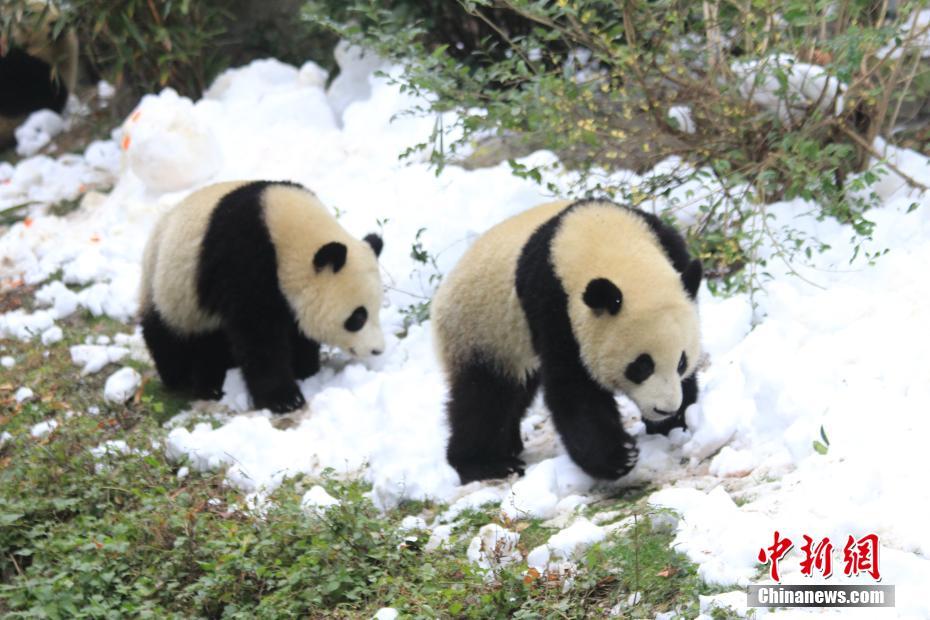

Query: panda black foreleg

[141,307,194,391]
[644,373,696,436]
[446,358,533,484]
[544,372,639,480]
[290,324,321,380]
[225,317,306,414]
[189,330,233,400]
[508,372,539,456]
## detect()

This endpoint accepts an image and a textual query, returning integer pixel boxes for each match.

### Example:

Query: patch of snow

[40,325,63,345]
[399,515,427,531]
[327,41,388,125]
[15,110,66,157]
[0,309,55,340]
[70,344,129,375]
[15,386,34,403]
[35,281,80,319]
[425,524,454,552]
[301,485,340,514]
[1,355,15,368]
[667,105,695,133]
[732,53,844,123]
[104,366,141,402]
[121,89,222,193]
[30,419,57,437]
[97,81,116,100]
[372,608,398,620]
[466,523,522,572]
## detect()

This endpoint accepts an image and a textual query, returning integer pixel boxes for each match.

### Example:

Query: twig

[838,125,930,194]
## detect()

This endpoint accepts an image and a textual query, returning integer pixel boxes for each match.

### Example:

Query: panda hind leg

[446,358,534,484]
[141,307,194,392]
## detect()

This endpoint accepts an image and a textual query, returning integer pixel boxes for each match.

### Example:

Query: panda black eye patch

[344,306,368,332]
[625,353,654,384]
[677,351,688,376]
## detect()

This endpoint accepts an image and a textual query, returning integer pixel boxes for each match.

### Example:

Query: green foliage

[813,425,831,455]
[2,0,338,98]
[305,0,930,294]
[397,227,442,335]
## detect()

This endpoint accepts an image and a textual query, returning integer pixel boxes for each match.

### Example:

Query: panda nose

[371,349,383,356]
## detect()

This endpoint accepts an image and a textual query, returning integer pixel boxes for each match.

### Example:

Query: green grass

[1,295,716,618]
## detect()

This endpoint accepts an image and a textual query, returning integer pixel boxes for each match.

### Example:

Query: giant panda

[432,199,702,483]
[139,180,386,414]
[0,2,79,149]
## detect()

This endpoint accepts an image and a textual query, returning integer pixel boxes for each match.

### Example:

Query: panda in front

[139,181,385,414]
[432,199,702,484]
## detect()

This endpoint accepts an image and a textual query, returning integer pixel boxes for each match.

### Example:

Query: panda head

[296,233,385,358]
[572,262,702,422]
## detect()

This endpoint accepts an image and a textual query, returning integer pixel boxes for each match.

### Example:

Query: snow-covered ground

[2,50,930,618]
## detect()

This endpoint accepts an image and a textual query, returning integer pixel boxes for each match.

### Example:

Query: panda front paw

[644,411,686,436]
[253,383,306,414]
[575,438,639,480]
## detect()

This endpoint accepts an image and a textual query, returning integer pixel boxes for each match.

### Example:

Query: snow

[466,523,522,572]
[2,45,930,615]
[15,386,34,403]
[40,325,63,345]
[103,366,141,403]
[121,88,223,193]
[300,485,340,514]
[1,356,15,368]
[667,105,695,134]
[732,53,844,123]
[30,419,57,438]
[372,608,398,620]
[70,344,130,375]
[15,110,66,157]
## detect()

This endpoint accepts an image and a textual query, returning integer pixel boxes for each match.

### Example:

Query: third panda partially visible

[432,199,702,484]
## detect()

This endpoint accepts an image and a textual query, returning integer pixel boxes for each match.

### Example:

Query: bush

[2,0,338,99]
[306,0,930,293]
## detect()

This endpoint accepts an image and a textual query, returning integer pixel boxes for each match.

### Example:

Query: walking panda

[139,180,385,413]
[1,2,79,148]
[432,199,702,483]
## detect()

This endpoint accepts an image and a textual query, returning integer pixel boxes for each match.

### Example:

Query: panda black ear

[363,233,383,258]
[313,242,347,273]
[681,259,702,299]
[583,278,622,316]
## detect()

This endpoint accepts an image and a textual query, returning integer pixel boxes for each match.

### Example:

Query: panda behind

[432,199,702,484]
[0,2,79,149]
[140,180,385,414]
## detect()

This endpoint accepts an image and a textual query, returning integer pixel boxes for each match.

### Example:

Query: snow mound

[121,89,222,193]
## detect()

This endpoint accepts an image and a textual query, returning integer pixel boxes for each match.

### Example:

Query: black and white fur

[1,2,79,148]
[139,180,385,414]
[432,199,702,484]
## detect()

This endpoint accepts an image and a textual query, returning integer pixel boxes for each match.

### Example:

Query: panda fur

[139,180,385,414]
[431,199,702,484]
[0,2,79,148]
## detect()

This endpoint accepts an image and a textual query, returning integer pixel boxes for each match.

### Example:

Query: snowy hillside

[2,51,930,617]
